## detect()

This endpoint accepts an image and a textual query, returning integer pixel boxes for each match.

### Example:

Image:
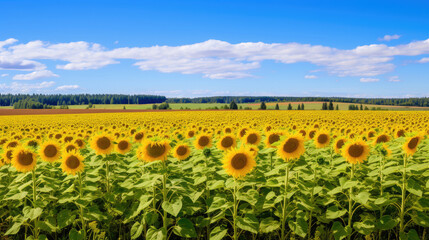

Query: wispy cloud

[388,76,400,82]
[0,81,55,93]
[13,70,59,80]
[378,34,401,41]
[1,73,8,77]
[56,85,80,91]
[360,78,379,82]
[418,57,429,63]
[304,75,318,79]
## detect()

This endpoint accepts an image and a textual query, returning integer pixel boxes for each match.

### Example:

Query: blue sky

[1,0,429,97]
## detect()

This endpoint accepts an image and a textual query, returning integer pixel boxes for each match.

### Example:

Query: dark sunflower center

[397,130,405,137]
[198,136,210,147]
[44,145,58,158]
[28,140,38,147]
[283,138,299,153]
[408,137,419,149]
[348,144,364,158]
[118,141,129,150]
[64,136,73,142]
[221,136,234,148]
[176,146,188,156]
[17,152,34,166]
[6,150,13,160]
[268,134,280,144]
[66,145,77,152]
[376,135,388,143]
[55,134,62,139]
[225,128,232,133]
[336,140,345,149]
[65,156,80,169]
[317,134,328,144]
[231,153,247,170]
[247,134,258,144]
[96,137,111,150]
[146,144,166,158]
[240,129,248,137]
[75,139,84,147]
[135,133,144,141]
[7,142,18,148]
[299,130,306,137]
[309,131,316,139]
[368,132,374,138]
[188,131,195,137]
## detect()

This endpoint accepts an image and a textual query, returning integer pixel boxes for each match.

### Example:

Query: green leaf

[5,222,23,235]
[259,217,280,233]
[326,206,347,219]
[237,189,259,205]
[236,215,259,234]
[353,220,375,235]
[354,191,370,205]
[130,222,144,239]
[162,198,182,217]
[69,229,84,240]
[210,226,227,240]
[331,221,352,240]
[407,229,420,240]
[173,218,197,238]
[194,176,207,185]
[207,196,229,213]
[57,209,76,229]
[342,180,358,189]
[6,192,27,200]
[23,206,43,221]
[407,178,423,197]
[288,216,308,238]
[411,211,429,227]
[146,226,166,240]
[416,198,429,211]
[376,215,398,230]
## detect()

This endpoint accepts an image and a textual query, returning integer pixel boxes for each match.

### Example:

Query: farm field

[0,110,428,240]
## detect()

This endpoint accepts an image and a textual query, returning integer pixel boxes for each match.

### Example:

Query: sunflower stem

[399,154,407,234]
[162,160,168,240]
[378,155,384,240]
[233,178,238,240]
[281,163,290,240]
[78,172,87,239]
[205,155,211,240]
[308,167,316,240]
[32,169,39,239]
[347,164,355,240]
[105,156,110,195]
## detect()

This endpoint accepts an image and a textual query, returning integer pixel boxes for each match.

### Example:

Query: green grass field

[2,102,429,111]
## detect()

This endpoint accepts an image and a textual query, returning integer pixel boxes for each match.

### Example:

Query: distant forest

[167,96,429,107]
[1,94,429,107]
[0,94,166,106]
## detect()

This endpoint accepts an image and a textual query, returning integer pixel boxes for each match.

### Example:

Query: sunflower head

[137,139,171,162]
[223,147,256,178]
[374,133,390,145]
[194,134,212,150]
[173,143,191,160]
[333,138,347,154]
[277,134,305,161]
[243,130,261,146]
[40,141,61,162]
[1,148,14,164]
[403,135,422,156]
[314,131,330,148]
[90,134,114,155]
[342,140,370,164]
[116,139,132,154]
[74,138,86,149]
[133,131,146,143]
[265,132,282,148]
[216,134,237,151]
[64,143,79,153]
[11,146,37,172]
[61,150,85,175]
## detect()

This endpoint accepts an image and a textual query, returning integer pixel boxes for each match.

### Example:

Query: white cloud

[304,75,318,79]
[0,81,55,93]
[388,76,401,82]
[360,78,379,82]
[13,70,59,80]
[1,73,8,77]
[418,57,429,63]
[2,37,429,80]
[56,85,80,91]
[378,34,401,42]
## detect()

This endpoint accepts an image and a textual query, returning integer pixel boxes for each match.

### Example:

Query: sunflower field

[0,111,429,240]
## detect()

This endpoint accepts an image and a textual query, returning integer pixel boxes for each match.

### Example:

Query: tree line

[0,94,166,106]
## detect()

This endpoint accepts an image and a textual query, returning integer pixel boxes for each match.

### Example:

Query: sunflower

[277,134,305,161]
[265,132,282,148]
[116,139,132,154]
[11,146,37,172]
[64,143,79,153]
[26,139,40,148]
[137,139,171,162]
[238,128,248,139]
[395,129,406,138]
[186,130,196,139]
[173,144,191,160]
[314,131,330,148]
[248,145,259,157]
[74,138,86,149]
[133,131,146,143]
[0,158,5,168]
[90,134,114,155]
[1,148,14,164]
[216,134,237,151]
[403,136,422,156]
[39,141,61,162]
[333,138,347,154]
[223,147,256,178]
[381,144,392,158]
[243,130,261,146]
[374,133,390,145]
[194,134,212,150]
[3,140,19,149]
[223,126,233,134]
[61,151,85,175]
[342,140,370,164]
